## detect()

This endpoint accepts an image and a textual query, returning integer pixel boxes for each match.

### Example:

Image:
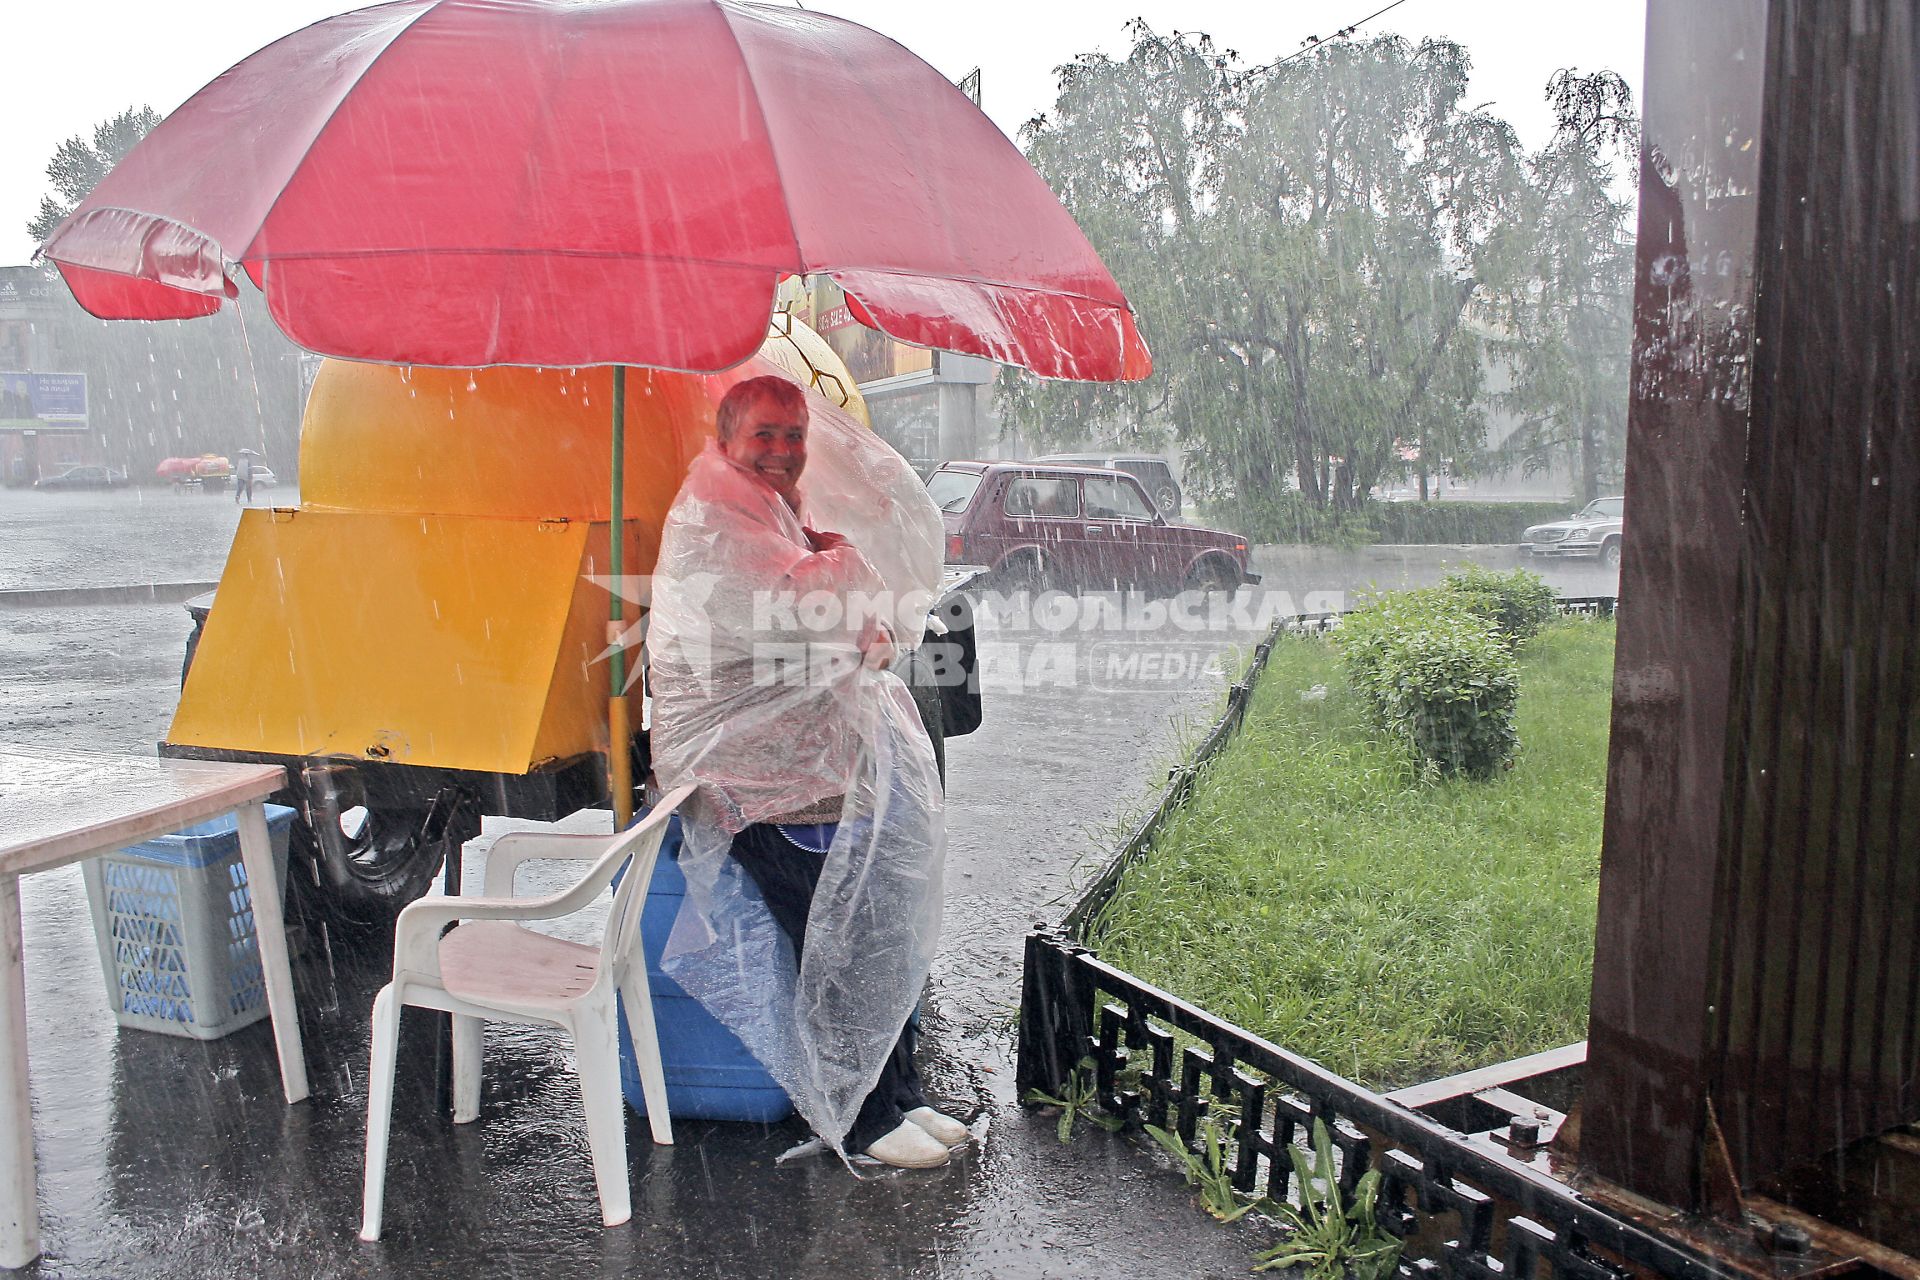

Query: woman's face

[721,395,809,505]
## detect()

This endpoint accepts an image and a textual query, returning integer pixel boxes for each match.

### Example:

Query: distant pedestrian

[234,459,253,504]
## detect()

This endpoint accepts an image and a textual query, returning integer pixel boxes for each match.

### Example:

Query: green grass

[1087,621,1616,1091]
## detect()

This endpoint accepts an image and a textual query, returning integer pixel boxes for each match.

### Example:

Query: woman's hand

[858,616,896,670]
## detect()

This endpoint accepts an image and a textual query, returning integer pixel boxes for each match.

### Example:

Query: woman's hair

[716,375,807,441]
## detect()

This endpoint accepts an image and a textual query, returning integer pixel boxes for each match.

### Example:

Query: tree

[25,106,161,246]
[996,23,1238,461]
[18,104,309,483]
[1481,71,1637,505]
[1002,28,1524,531]
[1203,35,1520,512]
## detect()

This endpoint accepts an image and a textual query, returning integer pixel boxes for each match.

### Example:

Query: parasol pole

[608,365,634,828]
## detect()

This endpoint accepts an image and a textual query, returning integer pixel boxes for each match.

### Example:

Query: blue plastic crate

[81,805,294,1040]
[615,814,794,1123]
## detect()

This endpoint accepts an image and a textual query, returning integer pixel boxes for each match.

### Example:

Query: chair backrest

[600,786,695,985]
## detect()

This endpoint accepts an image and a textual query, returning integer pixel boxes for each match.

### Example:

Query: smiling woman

[716,376,811,509]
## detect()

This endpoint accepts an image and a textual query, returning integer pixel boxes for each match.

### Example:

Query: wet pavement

[0,486,269,594]
[0,488,1616,1278]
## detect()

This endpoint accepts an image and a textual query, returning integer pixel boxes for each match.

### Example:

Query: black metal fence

[1018,938,1714,1280]
[1017,597,1722,1280]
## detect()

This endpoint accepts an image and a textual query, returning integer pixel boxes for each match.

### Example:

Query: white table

[0,745,308,1270]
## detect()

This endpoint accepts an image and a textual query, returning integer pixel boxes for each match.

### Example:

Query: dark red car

[927,461,1258,593]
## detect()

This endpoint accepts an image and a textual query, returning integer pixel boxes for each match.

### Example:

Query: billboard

[0,372,89,432]
[0,269,70,320]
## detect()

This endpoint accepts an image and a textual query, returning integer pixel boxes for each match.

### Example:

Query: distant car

[1522,497,1625,568]
[243,466,279,488]
[1031,453,1182,517]
[33,465,129,491]
[928,461,1256,593]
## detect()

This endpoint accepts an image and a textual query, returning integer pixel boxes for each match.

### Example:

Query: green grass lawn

[1087,620,1616,1092]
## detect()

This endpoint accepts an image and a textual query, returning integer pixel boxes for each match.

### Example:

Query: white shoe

[905,1106,971,1148]
[864,1119,952,1169]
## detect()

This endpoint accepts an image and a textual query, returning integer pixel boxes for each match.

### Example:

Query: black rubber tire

[179,624,469,932]
[180,621,203,688]
[993,551,1048,595]
[1602,538,1623,570]
[290,786,479,935]
[1185,557,1240,597]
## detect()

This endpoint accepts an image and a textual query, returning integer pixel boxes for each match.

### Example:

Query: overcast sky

[0,0,1647,266]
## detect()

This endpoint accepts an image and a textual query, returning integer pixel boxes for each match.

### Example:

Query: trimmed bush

[1339,590,1520,779]
[1202,496,1576,547]
[1440,564,1560,644]
[1203,492,1378,548]
[1369,501,1574,545]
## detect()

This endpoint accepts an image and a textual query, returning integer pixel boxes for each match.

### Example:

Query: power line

[1268,0,1413,69]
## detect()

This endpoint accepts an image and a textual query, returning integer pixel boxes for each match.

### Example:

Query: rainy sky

[0,0,1646,266]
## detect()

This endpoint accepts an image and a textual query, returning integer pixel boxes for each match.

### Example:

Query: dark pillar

[1705,0,1920,1191]
[1583,0,1770,1210]
[1587,0,1920,1211]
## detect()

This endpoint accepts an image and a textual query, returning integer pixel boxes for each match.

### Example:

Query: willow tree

[1483,71,1638,505]
[997,22,1237,460]
[1003,27,1523,523]
[1207,36,1520,511]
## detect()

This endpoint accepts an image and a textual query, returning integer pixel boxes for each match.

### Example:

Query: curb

[0,582,219,608]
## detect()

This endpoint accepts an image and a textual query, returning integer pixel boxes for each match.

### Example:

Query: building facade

[0,265,303,487]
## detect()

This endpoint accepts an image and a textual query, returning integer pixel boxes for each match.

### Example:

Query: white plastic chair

[359,786,694,1241]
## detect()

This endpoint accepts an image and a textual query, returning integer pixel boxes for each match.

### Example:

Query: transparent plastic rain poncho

[648,393,946,1158]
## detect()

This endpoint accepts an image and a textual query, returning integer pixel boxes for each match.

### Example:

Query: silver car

[1522,497,1624,568]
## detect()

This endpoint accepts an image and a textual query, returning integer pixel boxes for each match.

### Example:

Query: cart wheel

[180,619,204,688]
[292,777,480,932]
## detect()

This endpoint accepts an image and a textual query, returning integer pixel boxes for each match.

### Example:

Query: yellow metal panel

[168,510,597,775]
[299,363,712,521]
[530,520,653,766]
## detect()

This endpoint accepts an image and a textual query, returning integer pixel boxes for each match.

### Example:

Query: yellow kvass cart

[164,318,872,927]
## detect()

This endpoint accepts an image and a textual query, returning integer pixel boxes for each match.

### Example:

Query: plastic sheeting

[647,394,945,1157]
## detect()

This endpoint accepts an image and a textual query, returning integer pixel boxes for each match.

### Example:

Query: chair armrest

[479,787,695,897]
[480,831,621,898]
[390,890,596,978]
[390,786,695,980]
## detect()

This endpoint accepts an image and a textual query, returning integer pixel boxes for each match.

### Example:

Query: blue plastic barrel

[615,814,795,1123]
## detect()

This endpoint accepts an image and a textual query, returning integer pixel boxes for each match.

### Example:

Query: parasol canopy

[38,0,1151,382]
